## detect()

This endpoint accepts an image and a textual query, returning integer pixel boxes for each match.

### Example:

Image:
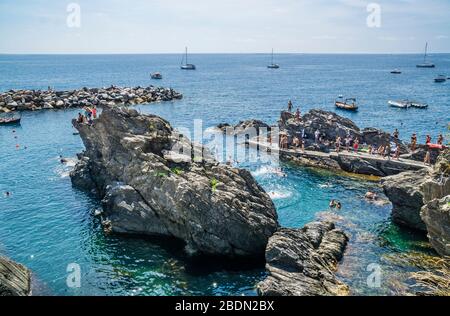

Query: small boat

[409,101,428,109]
[0,116,21,125]
[390,69,401,74]
[151,72,163,79]
[416,42,435,68]
[267,49,280,69]
[427,143,447,150]
[180,47,196,70]
[388,100,410,108]
[434,75,446,83]
[335,96,358,111]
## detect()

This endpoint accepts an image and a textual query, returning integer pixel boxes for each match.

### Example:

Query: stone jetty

[70,106,278,258]
[382,149,450,256]
[258,221,349,296]
[0,256,31,296]
[0,85,182,113]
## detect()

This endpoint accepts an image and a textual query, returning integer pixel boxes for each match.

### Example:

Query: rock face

[381,169,428,231]
[420,150,450,256]
[382,149,450,255]
[0,86,182,113]
[71,106,278,257]
[421,196,450,256]
[257,221,349,296]
[215,119,270,135]
[0,256,31,296]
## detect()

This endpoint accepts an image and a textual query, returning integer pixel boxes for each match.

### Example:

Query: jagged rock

[257,221,349,296]
[421,196,450,256]
[381,170,428,230]
[71,107,278,257]
[215,120,270,135]
[0,256,31,296]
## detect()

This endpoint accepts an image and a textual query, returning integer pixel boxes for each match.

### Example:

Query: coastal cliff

[258,221,349,296]
[71,106,278,258]
[0,86,182,113]
[382,150,450,256]
[0,256,31,296]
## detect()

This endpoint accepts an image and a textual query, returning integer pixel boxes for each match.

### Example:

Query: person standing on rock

[335,136,341,153]
[426,134,432,144]
[385,143,391,160]
[353,138,359,154]
[411,133,417,151]
[393,128,399,140]
[345,136,351,152]
[437,134,444,145]
[287,100,293,112]
[424,150,431,165]
[295,108,301,122]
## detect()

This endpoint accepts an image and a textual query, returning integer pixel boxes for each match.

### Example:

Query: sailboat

[416,42,435,68]
[267,49,280,69]
[180,47,196,70]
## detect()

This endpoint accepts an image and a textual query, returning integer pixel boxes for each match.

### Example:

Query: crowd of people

[280,100,446,165]
[76,106,98,125]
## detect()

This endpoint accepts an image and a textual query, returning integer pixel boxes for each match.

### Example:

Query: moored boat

[180,47,196,70]
[434,75,446,83]
[151,72,163,79]
[0,116,21,125]
[267,49,280,69]
[335,96,358,111]
[416,42,435,68]
[409,101,428,109]
[390,69,401,74]
[388,100,410,108]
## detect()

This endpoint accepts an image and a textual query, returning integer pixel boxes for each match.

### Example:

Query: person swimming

[5,191,10,197]
[329,199,342,209]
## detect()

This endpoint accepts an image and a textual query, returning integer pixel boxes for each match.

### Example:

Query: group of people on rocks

[76,106,97,125]
[287,100,302,122]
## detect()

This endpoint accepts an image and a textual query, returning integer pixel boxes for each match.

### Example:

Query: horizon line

[1,52,450,55]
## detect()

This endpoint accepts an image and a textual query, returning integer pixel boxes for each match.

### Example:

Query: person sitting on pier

[426,135,432,144]
[295,108,301,122]
[287,100,293,112]
[335,136,341,153]
[437,134,444,145]
[411,133,417,151]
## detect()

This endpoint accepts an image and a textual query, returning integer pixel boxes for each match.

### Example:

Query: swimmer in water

[329,199,336,208]
[336,202,342,209]
[275,167,287,177]
[5,191,10,197]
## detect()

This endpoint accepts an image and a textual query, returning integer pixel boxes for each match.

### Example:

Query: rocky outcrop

[0,86,182,113]
[382,170,428,230]
[421,196,450,256]
[257,221,349,296]
[71,106,278,258]
[0,256,31,296]
[420,150,450,256]
[382,150,450,255]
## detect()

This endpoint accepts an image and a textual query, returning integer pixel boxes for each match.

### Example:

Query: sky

[0,0,449,54]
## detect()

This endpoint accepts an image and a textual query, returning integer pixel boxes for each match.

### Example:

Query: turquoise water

[0,54,448,295]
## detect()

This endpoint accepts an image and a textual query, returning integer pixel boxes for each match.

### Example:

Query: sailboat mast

[185,47,188,65]
[271,49,274,65]
[424,42,428,63]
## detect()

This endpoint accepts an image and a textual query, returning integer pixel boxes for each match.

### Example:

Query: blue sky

[0,0,449,53]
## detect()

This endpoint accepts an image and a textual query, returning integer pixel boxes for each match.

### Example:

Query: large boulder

[0,256,31,296]
[421,196,450,256]
[257,221,349,296]
[71,106,278,258]
[381,170,428,231]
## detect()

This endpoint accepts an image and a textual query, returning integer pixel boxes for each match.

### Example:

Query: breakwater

[0,85,182,113]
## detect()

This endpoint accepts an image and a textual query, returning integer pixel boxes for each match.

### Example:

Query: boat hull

[181,64,196,70]
[335,102,358,111]
[416,64,435,68]
[388,101,409,108]
[267,64,280,69]
[0,118,21,125]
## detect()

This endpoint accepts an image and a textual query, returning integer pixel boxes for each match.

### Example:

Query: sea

[0,53,449,295]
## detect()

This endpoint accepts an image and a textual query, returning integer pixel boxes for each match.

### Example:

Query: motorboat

[390,69,401,74]
[151,72,163,79]
[409,101,428,109]
[434,75,446,83]
[0,115,21,125]
[335,96,358,111]
[388,100,410,108]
